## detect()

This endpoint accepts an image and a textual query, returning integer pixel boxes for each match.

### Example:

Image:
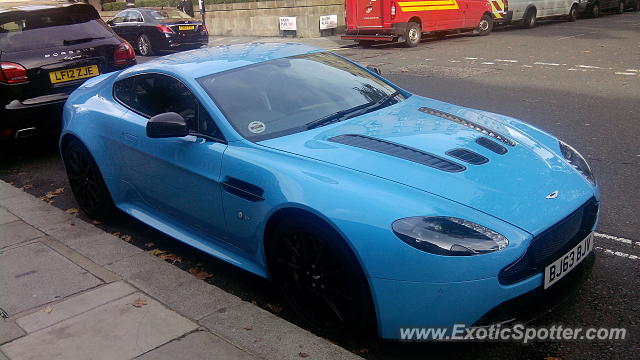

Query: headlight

[559,140,595,185]
[391,217,509,256]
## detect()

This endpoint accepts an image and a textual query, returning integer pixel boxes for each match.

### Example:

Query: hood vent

[328,134,466,173]
[476,137,508,155]
[446,148,489,165]
[418,107,516,147]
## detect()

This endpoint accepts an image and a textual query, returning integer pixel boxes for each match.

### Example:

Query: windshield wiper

[305,90,401,130]
[63,37,106,45]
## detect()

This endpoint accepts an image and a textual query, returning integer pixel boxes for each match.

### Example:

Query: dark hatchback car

[107,8,208,56]
[0,3,136,141]
[579,0,639,17]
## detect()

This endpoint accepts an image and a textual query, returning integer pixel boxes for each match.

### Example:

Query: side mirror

[146,112,189,138]
[366,65,382,75]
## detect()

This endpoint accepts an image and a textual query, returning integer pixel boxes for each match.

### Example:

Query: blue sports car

[60,43,599,340]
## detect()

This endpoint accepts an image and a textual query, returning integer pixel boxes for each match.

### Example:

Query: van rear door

[356,0,384,28]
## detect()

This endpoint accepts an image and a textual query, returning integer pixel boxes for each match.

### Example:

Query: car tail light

[391,3,397,17]
[0,62,29,84]
[156,24,174,34]
[114,42,135,66]
[201,24,207,32]
[0,129,12,137]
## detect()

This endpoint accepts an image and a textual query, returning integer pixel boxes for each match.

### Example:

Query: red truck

[342,0,495,47]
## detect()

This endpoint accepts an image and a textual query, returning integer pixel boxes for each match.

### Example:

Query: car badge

[546,191,559,199]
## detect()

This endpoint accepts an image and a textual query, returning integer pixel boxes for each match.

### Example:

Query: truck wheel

[475,14,494,36]
[358,40,374,48]
[591,2,600,17]
[568,5,578,21]
[616,0,625,13]
[523,8,537,28]
[403,22,421,48]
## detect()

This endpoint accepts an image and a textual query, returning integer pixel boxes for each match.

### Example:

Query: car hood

[259,95,596,235]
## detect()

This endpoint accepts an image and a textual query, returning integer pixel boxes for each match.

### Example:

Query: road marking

[594,232,640,247]
[625,69,639,72]
[464,57,479,60]
[534,62,560,66]
[557,33,585,40]
[577,65,605,69]
[595,247,639,261]
[615,72,637,76]
[522,65,533,68]
[448,60,461,63]
[495,59,518,63]
[481,62,495,65]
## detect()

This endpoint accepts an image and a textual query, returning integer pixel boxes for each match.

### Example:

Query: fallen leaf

[65,208,79,215]
[322,337,337,345]
[112,232,121,237]
[358,348,369,354]
[41,188,64,200]
[144,242,155,248]
[243,325,253,330]
[92,220,102,225]
[250,300,257,305]
[147,249,166,256]
[399,67,409,72]
[188,267,213,280]
[21,184,33,190]
[42,305,53,313]
[266,303,282,314]
[298,352,310,358]
[159,253,182,264]
[131,297,147,308]
[120,234,132,242]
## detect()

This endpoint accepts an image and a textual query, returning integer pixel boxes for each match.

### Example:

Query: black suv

[0,2,136,141]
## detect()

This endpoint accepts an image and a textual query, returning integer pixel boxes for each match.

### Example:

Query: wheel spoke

[322,291,345,322]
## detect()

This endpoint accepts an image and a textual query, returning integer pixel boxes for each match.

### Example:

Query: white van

[492,0,581,27]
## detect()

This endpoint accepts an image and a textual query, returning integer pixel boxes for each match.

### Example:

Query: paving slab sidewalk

[0,180,360,360]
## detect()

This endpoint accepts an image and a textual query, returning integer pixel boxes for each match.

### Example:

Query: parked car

[578,0,639,17]
[60,43,599,339]
[107,8,208,56]
[500,0,581,27]
[342,0,495,47]
[0,2,135,141]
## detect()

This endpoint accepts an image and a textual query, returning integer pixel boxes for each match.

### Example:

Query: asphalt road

[1,10,639,360]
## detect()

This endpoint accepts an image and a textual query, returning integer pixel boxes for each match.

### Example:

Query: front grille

[498,197,598,285]
[328,134,466,173]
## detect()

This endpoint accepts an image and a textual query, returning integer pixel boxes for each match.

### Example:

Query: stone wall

[203,0,345,38]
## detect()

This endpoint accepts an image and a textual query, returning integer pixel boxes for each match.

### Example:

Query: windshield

[197,52,403,141]
[0,6,112,52]
[149,10,193,20]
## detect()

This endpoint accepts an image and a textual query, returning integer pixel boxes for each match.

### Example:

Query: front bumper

[370,252,595,339]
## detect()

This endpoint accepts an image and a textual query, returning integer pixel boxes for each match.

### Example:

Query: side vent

[446,148,489,165]
[222,177,265,202]
[418,107,516,147]
[476,137,508,155]
[328,134,466,173]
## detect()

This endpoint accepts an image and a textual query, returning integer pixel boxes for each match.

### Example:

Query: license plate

[543,232,594,289]
[49,65,99,84]
[178,25,195,31]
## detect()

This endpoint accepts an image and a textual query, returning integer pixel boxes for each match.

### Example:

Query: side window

[115,74,222,140]
[111,11,128,24]
[129,11,143,23]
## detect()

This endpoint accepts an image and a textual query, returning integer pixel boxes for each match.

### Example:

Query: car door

[108,10,133,42]
[111,73,229,241]
[438,0,466,30]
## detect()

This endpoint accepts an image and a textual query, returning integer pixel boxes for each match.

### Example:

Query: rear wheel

[568,5,578,21]
[63,139,115,220]
[403,22,421,47]
[616,0,625,13]
[523,8,537,28]
[591,2,600,17]
[137,34,154,56]
[266,216,373,335]
[475,14,494,36]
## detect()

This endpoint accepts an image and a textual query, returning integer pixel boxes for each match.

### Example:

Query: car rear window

[0,5,113,52]
[149,10,193,20]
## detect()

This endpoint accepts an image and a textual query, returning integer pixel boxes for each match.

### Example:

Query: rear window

[149,10,193,20]
[0,5,113,52]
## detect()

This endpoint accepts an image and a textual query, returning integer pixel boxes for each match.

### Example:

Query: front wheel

[63,139,115,220]
[523,9,537,28]
[568,5,578,21]
[403,22,421,48]
[475,14,494,36]
[266,216,374,335]
[137,34,154,56]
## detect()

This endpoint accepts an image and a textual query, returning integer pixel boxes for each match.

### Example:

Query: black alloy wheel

[267,216,374,335]
[63,139,115,220]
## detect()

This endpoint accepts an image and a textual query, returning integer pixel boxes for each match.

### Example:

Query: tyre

[475,14,494,36]
[137,34,154,56]
[568,5,578,21]
[403,22,421,47]
[358,40,374,48]
[266,215,374,335]
[523,8,537,28]
[63,139,115,220]
[616,0,625,13]
[591,2,600,17]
